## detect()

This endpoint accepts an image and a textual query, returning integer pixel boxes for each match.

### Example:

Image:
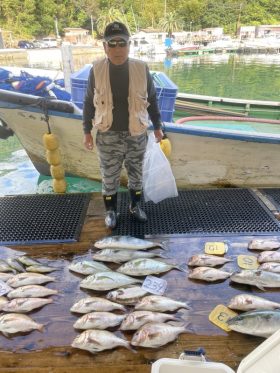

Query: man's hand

[154,128,164,143]
[84,133,94,150]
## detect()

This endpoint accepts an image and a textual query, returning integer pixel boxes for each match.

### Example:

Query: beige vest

[92,57,149,136]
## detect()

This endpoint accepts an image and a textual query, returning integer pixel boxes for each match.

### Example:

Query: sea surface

[1,51,280,196]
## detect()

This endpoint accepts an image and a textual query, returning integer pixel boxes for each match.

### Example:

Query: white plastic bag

[142,132,178,203]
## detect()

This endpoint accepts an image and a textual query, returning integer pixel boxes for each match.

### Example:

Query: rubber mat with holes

[113,189,280,236]
[0,193,91,245]
[259,189,280,210]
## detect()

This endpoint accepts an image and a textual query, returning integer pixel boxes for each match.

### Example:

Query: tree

[159,11,183,36]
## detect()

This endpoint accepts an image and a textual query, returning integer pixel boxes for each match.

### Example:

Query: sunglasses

[107,39,128,48]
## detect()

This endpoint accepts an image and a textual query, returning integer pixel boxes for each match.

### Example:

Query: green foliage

[0,0,279,40]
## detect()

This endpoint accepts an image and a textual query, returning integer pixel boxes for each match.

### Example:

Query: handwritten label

[209,304,238,332]
[0,280,12,296]
[205,242,228,255]
[237,255,259,269]
[142,275,167,295]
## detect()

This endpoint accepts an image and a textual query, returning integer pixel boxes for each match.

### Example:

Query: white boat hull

[1,91,280,188]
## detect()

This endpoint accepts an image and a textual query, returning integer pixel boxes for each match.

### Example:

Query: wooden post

[60,42,74,93]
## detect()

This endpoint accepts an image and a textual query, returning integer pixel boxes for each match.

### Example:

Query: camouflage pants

[96,130,147,195]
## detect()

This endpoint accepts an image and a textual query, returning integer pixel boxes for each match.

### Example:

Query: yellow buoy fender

[46,149,61,165]
[53,178,67,193]
[43,133,59,151]
[50,164,65,179]
[160,137,172,158]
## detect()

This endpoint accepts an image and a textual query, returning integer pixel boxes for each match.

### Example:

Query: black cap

[104,21,130,41]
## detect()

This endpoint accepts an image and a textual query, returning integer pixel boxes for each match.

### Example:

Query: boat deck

[1,192,280,372]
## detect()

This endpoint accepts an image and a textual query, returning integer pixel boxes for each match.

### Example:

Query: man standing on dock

[82,21,163,229]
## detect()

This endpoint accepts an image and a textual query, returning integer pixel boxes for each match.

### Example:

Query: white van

[42,37,58,48]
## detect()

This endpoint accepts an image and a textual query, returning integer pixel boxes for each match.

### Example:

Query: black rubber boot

[129,189,147,223]
[103,194,118,229]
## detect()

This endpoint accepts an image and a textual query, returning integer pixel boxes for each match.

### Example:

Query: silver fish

[17,256,41,267]
[248,239,280,251]
[0,313,44,336]
[6,258,25,273]
[230,270,280,290]
[117,258,184,276]
[7,273,55,288]
[0,296,9,311]
[227,294,280,311]
[227,310,280,338]
[258,251,280,263]
[94,235,165,250]
[188,267,232,282]
[2,297,53,313]
[26,265,57,273]
[73,312,125,330]
[0,259,14,273]
[259,262,280,273]
[93,249,168,264]
[106,286,148,305]
[188,254,232,267]
[71,329,132,353]
[0,272,13,282]
[120,311,180,330]
[135,295,189,312]
[131,322,189,348]
[69,260,111,275]
[80,271,141,291]
[7,285,58,298]
[70,296,126,313]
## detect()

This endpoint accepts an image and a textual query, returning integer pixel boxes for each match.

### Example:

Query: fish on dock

[26,264,57,273]
[227,293,280,311]
[0,273,13,282]
[131,322,189,348]
[7,285,58,298]
[70,296,126,313]
[0,259,14,273]
[0,296,9,311]
[80,271,142,291]
[94,235,166,250]
[259,262,280,273]
[227,310,280,338]
[188,267,232,282]
[92,249,168,264]
[135,295,189,312]
[6,258,25,273]
[120,311,181,331]
[188,254,232,267]
[258,251,280,263]
[71,329,132,353]
[106,286,148,305]
[17,256,42,267]
[7,273,55,288]
[0,313,44,336]
[248,239,280,251]
[69,260,111,275]
[117,258,185,276]
[2,297,53,313]
[73,312,125,330]
[230,269,280,290]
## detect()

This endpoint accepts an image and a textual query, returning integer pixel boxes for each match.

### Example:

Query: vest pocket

[136,94,149,127]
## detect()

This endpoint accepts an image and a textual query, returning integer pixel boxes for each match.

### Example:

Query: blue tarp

[0,68,71,101]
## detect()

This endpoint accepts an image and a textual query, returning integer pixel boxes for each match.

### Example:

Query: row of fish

[0,257,58,337]
[0,256,56,274]
[69,235,191,353]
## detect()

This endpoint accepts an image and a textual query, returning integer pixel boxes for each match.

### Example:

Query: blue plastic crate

[70,64,91,106]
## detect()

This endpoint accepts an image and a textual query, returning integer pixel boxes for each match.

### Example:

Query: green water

[148,53,280,101]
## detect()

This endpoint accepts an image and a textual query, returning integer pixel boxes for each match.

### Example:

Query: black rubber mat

[113,189,280,236]
[0,193,91,245]
[259,189,280,210]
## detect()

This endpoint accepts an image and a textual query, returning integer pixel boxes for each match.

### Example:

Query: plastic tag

[237,255,259,269]
[0,280,12,296]
[209,304,238,332]
[205,242,228,255]
[142,275,167,295]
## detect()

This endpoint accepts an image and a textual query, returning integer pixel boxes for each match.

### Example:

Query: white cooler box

[151,328,280,373]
